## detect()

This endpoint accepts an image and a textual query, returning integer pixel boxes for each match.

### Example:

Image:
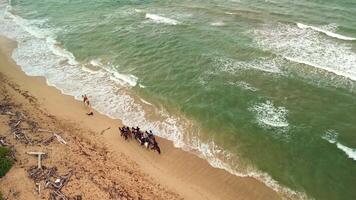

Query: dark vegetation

[0,146,13,178]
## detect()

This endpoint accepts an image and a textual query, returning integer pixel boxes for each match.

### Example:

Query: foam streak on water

[145,13,180,25]
[296,22,356,41]
[323,130,356,161]
[0,3,308,199]
[254,23,356,81]
[214,56,282,74]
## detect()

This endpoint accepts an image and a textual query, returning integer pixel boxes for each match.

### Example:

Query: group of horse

[119,126,161,154]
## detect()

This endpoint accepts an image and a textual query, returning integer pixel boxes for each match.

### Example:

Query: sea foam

[250,100,289,128]
[254,23,356,82]
[323,130,356,161]
[297,22,356,41]
[215,56,282,74]
[210,21,225,26]
[145,13,180,25]
[227,81,259,92]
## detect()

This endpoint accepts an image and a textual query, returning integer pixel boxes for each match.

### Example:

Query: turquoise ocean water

[1,0,356,199]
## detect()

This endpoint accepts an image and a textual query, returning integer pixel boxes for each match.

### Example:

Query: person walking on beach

[82,94,90,107]
[82,94,94,116]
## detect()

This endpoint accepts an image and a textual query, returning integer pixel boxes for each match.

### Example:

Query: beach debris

[28,166,75,200]
[6,110,37,144]
[43,135,56,145]
[37,128,53,133]
[38,129,67,145]
[0,99,14,115]
[36,182,41,195]
[3,111,16,116]
[14,119,22,127]
[51,190,68,200]
[0,136,10,146]
[27,151,46,169]
[42,133,67,145]
[100,127,111,135]
[54,133,67,145]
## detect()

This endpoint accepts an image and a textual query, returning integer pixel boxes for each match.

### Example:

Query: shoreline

[0,36,281,199]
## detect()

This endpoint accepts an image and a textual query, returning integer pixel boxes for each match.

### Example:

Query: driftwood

[6,111,36,144]
[54,133,67,145]
[52,190,68,200]
[0,136,9,146]
[37,129,53,133]
[27,152,46,169]
[1,111,16,116]
[28,166,75,200]
[12,131,21,139]
[39,129,67,145]
[36,182,41,195]
[22,131,32,144]
[14,120,22,127]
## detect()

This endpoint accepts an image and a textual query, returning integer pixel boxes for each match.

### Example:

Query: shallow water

[1,0,356,199]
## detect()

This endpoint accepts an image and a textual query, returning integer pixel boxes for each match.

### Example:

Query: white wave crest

[296,22,356,41]
[322,130,356,161]
[210,21,225,26]
[254,23,356,82]
[215,56,282,74]
[145,13,180,25]
[250,100,289,128]
[90,58,103,67]
[81,66,100,74]
[105,68,138,87]
[337,143,356,161]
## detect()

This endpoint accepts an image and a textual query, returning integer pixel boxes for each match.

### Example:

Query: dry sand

[0,36,281,200]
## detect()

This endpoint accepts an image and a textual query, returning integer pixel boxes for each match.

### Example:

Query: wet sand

[0,36,280,200]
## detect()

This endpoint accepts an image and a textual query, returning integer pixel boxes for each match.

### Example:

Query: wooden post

[27,152,46,169]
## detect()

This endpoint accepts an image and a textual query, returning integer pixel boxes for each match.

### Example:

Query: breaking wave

[322,130,356,161]
[254,23,356,82]
[249,100,289,128]
[296,22,356,41]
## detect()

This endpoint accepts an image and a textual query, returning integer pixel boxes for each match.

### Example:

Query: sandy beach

[0,36,280,199]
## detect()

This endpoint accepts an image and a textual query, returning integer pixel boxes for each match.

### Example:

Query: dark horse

[119,126,161,154]
[147,131,161,154]
[119,126,131,140]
